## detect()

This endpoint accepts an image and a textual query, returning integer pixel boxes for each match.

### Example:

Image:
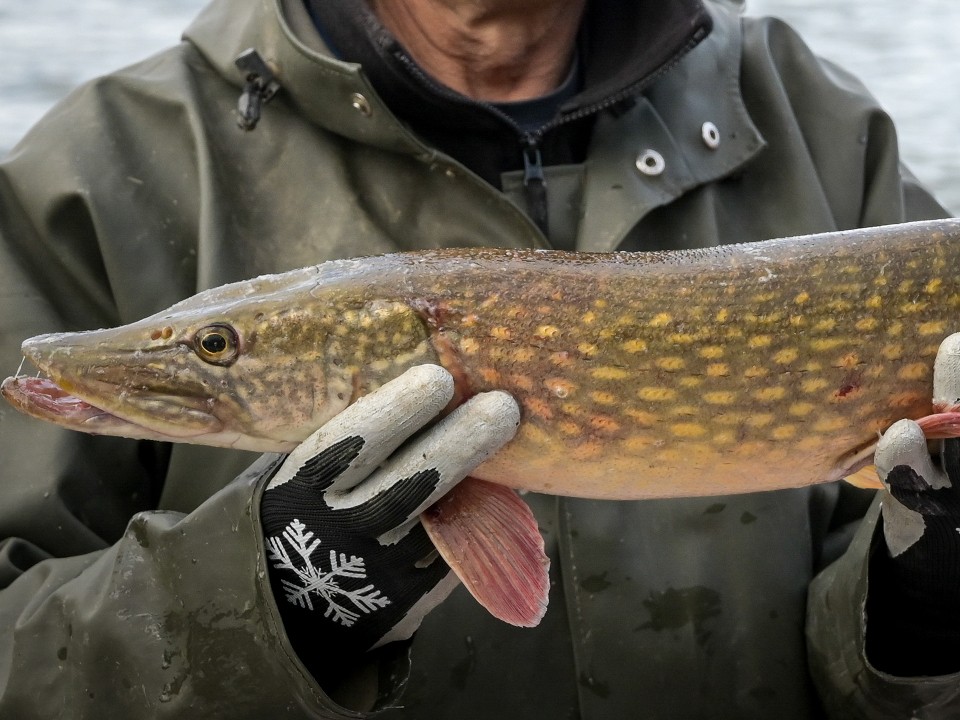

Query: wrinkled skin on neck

[369,0,587,101]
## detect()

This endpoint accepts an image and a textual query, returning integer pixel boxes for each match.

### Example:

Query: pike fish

[5,218,960,626]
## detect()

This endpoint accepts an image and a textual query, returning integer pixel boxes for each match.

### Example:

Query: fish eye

[194,324,239,365]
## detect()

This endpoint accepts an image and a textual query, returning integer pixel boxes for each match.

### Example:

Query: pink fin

[421,477,549,628]
[917,411,960,439]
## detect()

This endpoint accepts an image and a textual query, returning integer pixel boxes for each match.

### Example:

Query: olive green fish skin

[6,218,960,499]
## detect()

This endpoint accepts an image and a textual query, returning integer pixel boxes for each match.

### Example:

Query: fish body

[6,218,960,500]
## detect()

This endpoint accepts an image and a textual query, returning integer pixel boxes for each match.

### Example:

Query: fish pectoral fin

[421,477,549,628]
[843,465,884,490]
[916,410,960,439]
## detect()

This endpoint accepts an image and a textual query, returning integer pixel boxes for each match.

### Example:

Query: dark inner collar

[305,0,712,137]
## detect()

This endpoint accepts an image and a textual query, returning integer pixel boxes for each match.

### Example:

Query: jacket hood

[183,0,758,153]
[303,0,713,129]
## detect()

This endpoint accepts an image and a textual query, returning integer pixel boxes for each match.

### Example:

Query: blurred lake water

[1,0,957,212]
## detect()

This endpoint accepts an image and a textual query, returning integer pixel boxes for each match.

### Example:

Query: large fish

[5,218,960,625]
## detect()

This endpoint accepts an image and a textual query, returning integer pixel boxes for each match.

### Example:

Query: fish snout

[20,331,86,373]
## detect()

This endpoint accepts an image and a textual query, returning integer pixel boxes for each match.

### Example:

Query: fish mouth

[1,370,223,442]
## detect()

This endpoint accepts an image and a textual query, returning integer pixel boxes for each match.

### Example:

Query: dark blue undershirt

[491,58,581,134]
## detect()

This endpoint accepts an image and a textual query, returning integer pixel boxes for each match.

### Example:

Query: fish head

[4,305,332,451]
[2,265,434,451]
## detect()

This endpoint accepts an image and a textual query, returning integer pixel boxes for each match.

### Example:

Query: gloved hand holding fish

[5,218,960,629]
[256,364,530,677]
[865,332,960,676]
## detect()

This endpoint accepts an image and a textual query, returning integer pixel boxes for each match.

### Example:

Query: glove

[866,334,960,676]
[258,364,519,679]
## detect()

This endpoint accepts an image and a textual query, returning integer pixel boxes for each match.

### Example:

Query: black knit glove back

[258,365,519,675]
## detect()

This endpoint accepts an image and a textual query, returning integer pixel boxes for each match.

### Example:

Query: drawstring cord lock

[234,49,281,131]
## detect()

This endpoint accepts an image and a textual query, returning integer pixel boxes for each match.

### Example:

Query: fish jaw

[2,374,214,441]
[3,373,144,433]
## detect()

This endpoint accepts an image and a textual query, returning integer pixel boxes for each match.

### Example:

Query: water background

[1,0,957,213]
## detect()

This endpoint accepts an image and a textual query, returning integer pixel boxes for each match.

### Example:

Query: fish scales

[4,218,960,500]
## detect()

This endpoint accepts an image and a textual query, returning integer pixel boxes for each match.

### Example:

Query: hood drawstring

[235,49,281,131]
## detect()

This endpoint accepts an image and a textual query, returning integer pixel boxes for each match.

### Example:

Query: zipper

[521,138,549,236]
[394,52,560,237]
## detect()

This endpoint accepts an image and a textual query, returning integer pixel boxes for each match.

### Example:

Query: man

[0,0,957,717]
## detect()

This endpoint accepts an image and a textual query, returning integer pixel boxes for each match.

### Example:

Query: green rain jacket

[0,0,956,717]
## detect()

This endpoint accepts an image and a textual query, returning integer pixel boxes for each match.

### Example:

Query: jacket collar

[183,0,765,249]
[577,0,766,251]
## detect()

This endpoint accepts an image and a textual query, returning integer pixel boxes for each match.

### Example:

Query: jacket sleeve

[806,164,960,714]
[0,63,388,720]
[0,462,368,719]
[808,503,960,718]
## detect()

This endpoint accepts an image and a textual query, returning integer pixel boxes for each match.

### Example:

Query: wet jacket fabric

[0,0,955,717]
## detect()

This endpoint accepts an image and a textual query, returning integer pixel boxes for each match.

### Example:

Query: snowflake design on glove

[266,519,391,627]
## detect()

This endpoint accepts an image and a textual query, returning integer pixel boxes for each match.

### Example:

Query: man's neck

[369,0,586,102]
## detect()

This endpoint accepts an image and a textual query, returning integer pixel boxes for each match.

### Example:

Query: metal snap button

[636,149,666,176]
[701,121,720,149]
[350,92,372,117]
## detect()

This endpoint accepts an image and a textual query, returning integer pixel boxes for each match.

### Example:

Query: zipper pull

[522,140,549,238]
[234,49,281,131]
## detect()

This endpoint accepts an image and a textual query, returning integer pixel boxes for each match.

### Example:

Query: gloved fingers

[876,419,949,495]
[933,332,960,497]
[336,390,521,542]
[915,335,960,448]
[933,333,960,412]
[876,419,942,556]
[266,364,454,495]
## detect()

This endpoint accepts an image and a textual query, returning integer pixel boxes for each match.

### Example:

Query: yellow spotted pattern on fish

[395,220,960,496]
